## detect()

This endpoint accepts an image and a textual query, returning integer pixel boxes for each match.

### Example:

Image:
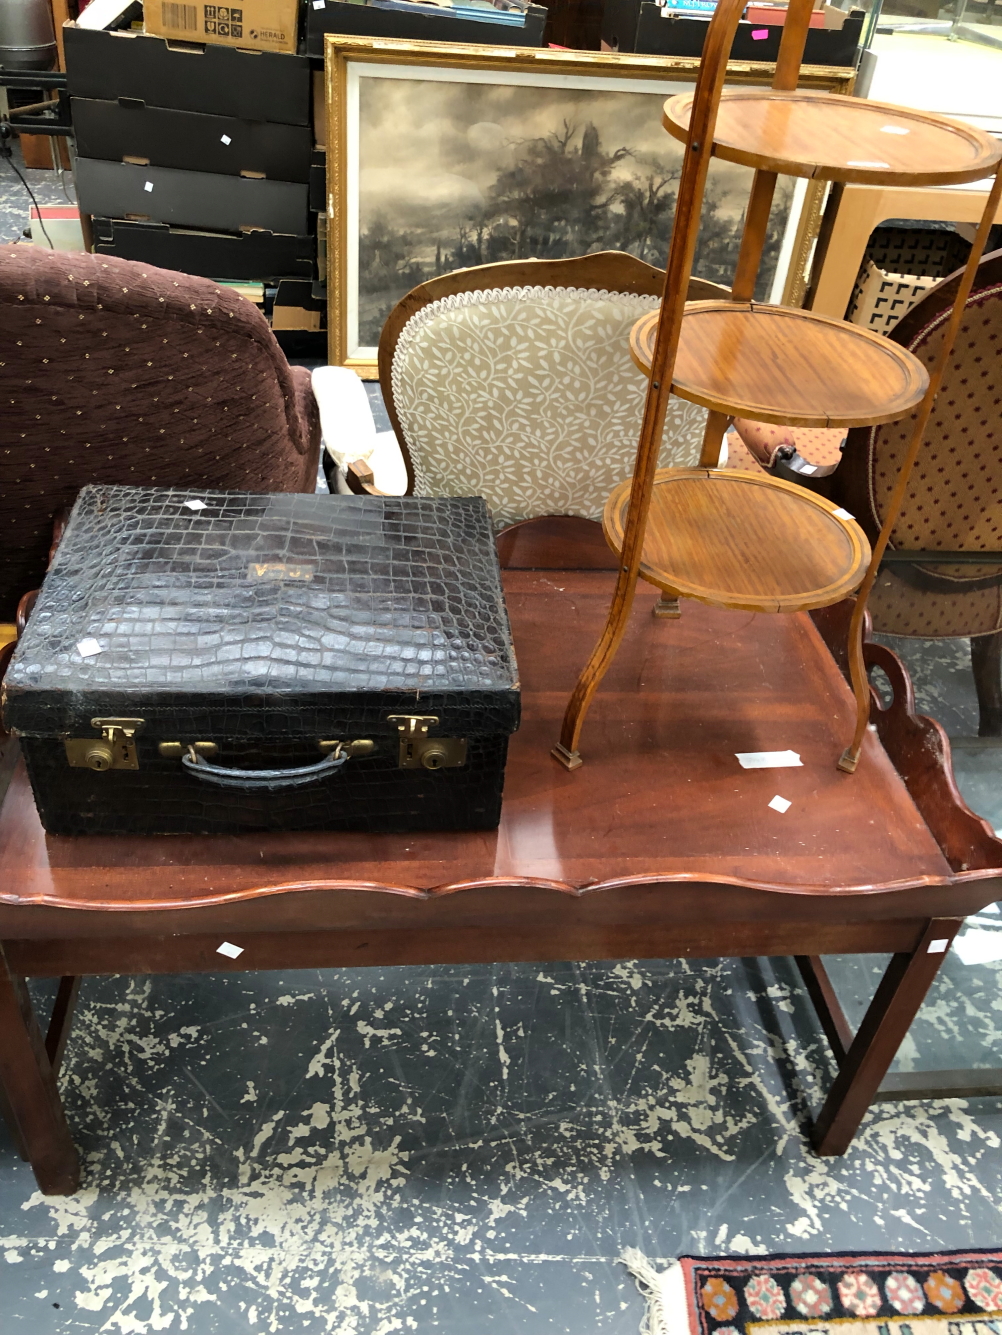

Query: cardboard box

[29,205,87,251]
[271,277,325,330]
[847,227,971,334]
[75,157,310,234]
[72,99,312,182]
[92,215,316,280]
[64,23,310,124]
[602,0,862,61]
[144,0,299,54]
[306,0,546,54]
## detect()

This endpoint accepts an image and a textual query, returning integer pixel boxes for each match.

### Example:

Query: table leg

[0,1080,30,1161]
[811,918,963,1156]
[807,188,883,320]
[0,944,80,1194]
[45,976,82,1077]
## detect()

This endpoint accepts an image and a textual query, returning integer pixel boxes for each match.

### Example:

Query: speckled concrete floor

[2,147,1001,1335]
[0,140,77,248]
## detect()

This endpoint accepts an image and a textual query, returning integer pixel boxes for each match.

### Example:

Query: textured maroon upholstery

[0,245,321,619]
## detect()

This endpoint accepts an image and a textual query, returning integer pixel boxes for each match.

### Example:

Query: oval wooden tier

[603,468,872,613]
[629,301,929,428]
[662,90,1002,187]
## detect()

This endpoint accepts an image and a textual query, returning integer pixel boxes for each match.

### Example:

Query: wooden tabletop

[4,571,1000,948]
[663,90,1002,187]
[630,302,930,428]
[602,468,871,612]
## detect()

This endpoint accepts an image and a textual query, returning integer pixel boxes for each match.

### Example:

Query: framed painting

[324,37,854,376]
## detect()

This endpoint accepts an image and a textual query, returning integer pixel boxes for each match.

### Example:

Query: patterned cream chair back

[378,253,725,529]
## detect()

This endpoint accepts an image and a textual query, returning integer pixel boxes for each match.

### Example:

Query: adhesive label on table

[750,27,769,37]
[736,750,802,769]
[144,181,154,192]
[881,125,910,135]
[768,794,792,813]
[76,638,102,658]
[832,507,854,521]
[216,941,244,959]
[848,160,890,170]
[220,134,232,145]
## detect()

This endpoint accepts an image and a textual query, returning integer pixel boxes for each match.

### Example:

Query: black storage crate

[307,0,547,53]
[64,24,311,124]
[72,99,313,183]
[91,218,316,281]
[603,0,863,63]
[75,159,310,236]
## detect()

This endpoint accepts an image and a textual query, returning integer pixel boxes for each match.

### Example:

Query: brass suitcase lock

[388,715,466,770]
[65,718,145,771]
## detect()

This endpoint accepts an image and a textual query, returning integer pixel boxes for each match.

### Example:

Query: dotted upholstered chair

[321,253,727,561]
[727,249,1002,735]
[0,244,321,627]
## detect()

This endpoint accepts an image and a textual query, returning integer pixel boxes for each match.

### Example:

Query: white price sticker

[736,750,803,769]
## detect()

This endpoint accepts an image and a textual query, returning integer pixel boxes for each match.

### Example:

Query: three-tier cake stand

[552,0,1002,773]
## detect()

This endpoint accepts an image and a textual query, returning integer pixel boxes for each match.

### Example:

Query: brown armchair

[725,248,1002,735]
[0,244,321,627]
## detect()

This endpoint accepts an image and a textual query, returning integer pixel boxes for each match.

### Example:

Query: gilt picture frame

[324,35,854,377]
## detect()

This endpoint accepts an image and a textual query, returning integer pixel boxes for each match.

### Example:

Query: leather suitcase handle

[180,747,350,792]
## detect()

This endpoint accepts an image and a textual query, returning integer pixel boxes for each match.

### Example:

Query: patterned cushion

[720,432,765,474]
[866,569,1002,638]
[732,418,847,469]
[390,285,709,528]
[868,286,1002,571]
[840,275,1002,638]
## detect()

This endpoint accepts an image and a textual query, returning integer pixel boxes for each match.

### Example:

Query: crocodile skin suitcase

[3,486,520,836]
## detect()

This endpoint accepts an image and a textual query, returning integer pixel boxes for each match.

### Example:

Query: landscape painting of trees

[353,72,796,350]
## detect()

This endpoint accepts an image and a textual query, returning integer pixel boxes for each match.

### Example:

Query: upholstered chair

[316,253,727,557]
[725,249,1002,735]
[0,244,322,627]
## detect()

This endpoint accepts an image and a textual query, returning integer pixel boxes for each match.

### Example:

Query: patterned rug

[620,1248,1002,1335]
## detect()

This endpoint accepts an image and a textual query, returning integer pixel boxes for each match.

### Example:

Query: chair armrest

[346,459,390,497]
[311,365,377,469]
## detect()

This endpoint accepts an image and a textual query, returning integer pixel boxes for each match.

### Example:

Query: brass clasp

[65,717,145,771]
[387,715,467,771]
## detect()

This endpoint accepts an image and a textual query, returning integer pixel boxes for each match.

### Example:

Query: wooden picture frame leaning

[324,35,854,378]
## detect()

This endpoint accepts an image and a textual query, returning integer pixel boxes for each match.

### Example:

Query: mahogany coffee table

[2,567,1001,1195]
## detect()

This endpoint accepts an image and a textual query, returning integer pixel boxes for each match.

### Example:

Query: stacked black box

[601,0,863,62]
[66,24,315,283]
[306,0,547,53]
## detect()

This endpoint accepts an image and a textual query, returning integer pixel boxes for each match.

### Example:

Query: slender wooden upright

[552,0,1002,772]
